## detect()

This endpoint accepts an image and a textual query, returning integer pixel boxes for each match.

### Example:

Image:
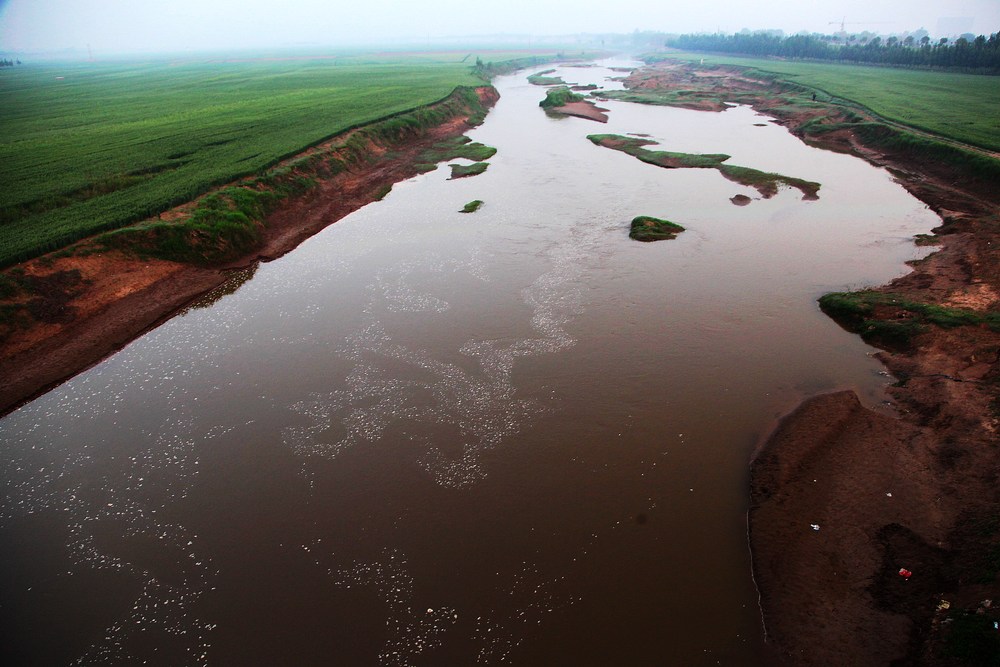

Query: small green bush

[540,87,586,109]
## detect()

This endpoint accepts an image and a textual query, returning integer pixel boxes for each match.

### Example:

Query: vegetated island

[587,133,820,199]
[616,57,1000,665]
[415,134,495,179]
[449,162,489,179]
[629,215,684,242]
[540,86,610,123]
[527,69,567,85]
[0,83,501,415]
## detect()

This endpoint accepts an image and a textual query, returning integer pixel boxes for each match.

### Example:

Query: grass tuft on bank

[819,290,1000,350]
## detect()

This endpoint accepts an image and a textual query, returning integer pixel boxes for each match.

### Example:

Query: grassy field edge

[646,51,1000,153]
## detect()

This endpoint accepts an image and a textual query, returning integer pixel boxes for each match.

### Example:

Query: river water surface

[2,60,939,665]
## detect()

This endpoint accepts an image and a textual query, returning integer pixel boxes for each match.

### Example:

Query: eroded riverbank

[0,86,499,416]
[615,60,1000,665]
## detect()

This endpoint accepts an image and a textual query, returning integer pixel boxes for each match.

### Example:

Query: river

[1,59,938,665]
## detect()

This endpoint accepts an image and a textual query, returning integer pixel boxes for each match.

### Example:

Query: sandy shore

[551,100,609,123]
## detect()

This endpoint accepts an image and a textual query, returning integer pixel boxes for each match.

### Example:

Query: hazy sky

[1,0,998,54]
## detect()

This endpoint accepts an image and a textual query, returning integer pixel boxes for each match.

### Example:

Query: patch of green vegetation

[0,54,490,267]
[852,122,1000,187]
[598,88,725,109]
[540,86,586,109]
[460,200,484,213]
[818,290,1000,350]
[941,612,1000,664]
[86,84,492,265]
[717,164,821,199]
[629,215,685,242]
[588,134,820,199]
[648,52,1000,152]
[416,136,497,171]
[587,134,729,167]
[471,54,568,82]
[527,69,566,86]
[449,162,489,179]
[97,185,273,265]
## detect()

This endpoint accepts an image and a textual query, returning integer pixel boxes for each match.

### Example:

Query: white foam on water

[2,414,217,665]
[305,545,457,667]
[283,188,611,489]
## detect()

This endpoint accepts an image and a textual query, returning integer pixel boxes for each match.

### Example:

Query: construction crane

[829,18,891,33]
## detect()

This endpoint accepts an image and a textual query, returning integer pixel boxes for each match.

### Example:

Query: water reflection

[182,264,259,314]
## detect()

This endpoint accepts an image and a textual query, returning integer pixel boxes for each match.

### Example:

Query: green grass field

[0,51,537,267]
[656,52,1000,152]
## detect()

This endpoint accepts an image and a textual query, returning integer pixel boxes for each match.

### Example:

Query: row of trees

[666,31,1000,72]
[0,59,21,67]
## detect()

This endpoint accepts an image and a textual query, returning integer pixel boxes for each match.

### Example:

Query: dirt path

[0,88,499,416]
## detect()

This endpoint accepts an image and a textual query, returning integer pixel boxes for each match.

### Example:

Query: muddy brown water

[1,60,938,665]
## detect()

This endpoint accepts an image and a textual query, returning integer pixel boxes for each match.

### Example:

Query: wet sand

[551,100,609,123]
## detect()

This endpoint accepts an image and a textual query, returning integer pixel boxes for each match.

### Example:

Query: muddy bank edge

[0,85,500,416]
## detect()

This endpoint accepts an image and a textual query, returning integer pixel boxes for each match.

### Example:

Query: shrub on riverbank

[540,86,586,109]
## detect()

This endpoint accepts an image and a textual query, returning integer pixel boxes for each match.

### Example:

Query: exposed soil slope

[0,86,499,415]
[550,100,610,123]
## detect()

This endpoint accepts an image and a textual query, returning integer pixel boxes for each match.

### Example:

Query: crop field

[657,51,1000,152]
[0,52,519,266]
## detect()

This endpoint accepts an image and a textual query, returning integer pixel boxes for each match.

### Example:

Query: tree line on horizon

[0,59,21,67]
[666,30,1000,72]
